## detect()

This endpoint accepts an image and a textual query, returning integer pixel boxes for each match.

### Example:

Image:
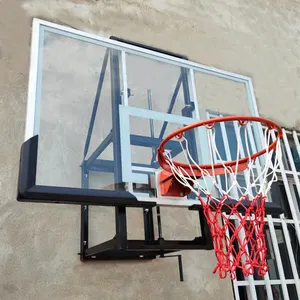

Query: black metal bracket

[161,254,184,282]
[79,204,213,281]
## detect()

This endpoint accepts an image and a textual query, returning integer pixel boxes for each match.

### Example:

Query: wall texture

[1,0,300,299]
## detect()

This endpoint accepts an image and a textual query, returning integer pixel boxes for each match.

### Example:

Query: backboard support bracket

[78,203,213,282]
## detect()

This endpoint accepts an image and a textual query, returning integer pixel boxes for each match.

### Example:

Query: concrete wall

[1,0,300,299]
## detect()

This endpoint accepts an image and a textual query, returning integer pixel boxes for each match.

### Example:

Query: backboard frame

[18,18,264,208]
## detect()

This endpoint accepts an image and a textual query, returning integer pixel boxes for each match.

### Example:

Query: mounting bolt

[139,255,144,258]
[91,256,96,259]
[83,241,87,245]
[145,208,149,212]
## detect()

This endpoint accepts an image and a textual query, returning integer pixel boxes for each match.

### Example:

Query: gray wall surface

[1,0,300,299]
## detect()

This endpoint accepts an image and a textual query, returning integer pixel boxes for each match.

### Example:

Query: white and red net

[158,118,282,279]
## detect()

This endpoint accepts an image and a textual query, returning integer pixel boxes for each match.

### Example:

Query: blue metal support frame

[180,67,198,163]
[83,64,198,180]
[110,49,123,187]
[158,75,183,140]
[83,49,110,158]
[80,48,110,258]
[77,41,215,282]
[85,134,182,171]
[89,159,158,173]
[85,131,113,169]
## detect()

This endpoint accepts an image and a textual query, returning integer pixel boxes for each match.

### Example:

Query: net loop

[238,120,248,126]
[175,132,183,139]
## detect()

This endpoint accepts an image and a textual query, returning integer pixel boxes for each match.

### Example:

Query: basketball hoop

[157,115,283,279]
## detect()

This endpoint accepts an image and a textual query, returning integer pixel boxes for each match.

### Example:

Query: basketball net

[162,122,282,279]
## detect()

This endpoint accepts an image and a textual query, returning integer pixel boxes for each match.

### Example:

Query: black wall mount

[17,135,147,207]
[79,205,214,282]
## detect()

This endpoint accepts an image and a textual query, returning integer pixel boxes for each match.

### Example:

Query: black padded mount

[17,135,152,207]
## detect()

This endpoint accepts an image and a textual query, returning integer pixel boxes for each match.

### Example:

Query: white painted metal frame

[25,20,43,140]
[25,18,260,143]
[119,105,201,184]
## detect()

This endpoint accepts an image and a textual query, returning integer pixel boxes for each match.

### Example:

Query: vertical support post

[80,49,110,260]
[198,208,213,249]
[83,49,110,159]
[121,51,129,107]
[181,67,198,200]
[143,208,155,241]
[181,67,198,162]
[157,206,163,250]
[110,48,124,189]
[147,89,156,161]
[110,49,127,249]
[144,89,156,242]
[80,166,89,260]
[177,255,184,282]
[115,206,127,249]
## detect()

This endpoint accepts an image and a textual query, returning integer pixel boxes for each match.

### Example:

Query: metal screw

[91,256,96,259]
[145,209,149,212]
[83,241,87,245]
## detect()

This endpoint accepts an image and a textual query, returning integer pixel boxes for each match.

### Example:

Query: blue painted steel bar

[180,67,198,163]
[85,131,113,168]
[81,49,109,263]
[158,74,183,140]
[130,134,181,150]
[110,49,123,187]
[147,89,156,160]
[83,49,110,158]
[85,133,182,171]
[89,159,158,173]
[88,159,114,172]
